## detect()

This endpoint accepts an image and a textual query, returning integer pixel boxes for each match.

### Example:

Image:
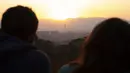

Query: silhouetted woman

[74,18,130,73]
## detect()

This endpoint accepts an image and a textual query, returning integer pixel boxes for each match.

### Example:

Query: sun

[49,12,73,20]
[48,8,78,20]
[46,2,78,20]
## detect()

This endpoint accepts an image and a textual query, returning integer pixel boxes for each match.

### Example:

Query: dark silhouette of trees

[34,37,86,73]
[35,39,54,55]
[69,38,85,61]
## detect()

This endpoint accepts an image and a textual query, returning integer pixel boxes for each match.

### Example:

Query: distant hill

[38,17,106,32]
[37,31,89,45]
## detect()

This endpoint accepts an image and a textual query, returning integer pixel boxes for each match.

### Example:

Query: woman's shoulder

[58,64,70,73]
[58,63,80,73]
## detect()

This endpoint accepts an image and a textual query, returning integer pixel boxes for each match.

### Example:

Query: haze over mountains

[37,17,106,44]
[38,17,106,32]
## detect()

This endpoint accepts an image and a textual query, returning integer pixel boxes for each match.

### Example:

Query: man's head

[1,5,38,43]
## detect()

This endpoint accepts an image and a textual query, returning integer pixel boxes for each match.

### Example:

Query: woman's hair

[74,18,130,73]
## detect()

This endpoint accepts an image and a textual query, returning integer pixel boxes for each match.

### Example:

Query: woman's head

[79,18,130,73]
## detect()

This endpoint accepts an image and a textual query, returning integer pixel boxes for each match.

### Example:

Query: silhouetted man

[0,5,51,73]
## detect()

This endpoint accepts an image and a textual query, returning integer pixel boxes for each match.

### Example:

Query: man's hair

[1,5,38,41]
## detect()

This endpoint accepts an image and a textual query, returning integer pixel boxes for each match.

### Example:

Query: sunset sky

[0,0,130,20]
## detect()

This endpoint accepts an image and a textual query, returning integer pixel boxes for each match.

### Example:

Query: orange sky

[0,0,130,20]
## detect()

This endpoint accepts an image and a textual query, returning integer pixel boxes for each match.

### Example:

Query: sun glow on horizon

[1,0,130,20]
[32,0,92,20]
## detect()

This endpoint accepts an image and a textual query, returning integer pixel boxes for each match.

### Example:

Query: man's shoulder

[10,39,50,62]
[27,49,49,61]
[25,49,51,72]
